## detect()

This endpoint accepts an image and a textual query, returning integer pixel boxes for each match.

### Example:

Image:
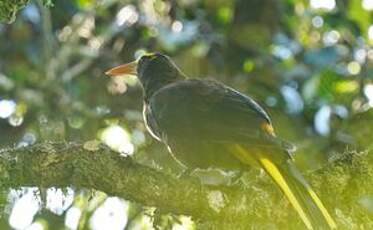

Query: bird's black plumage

[144,78,285,169]
[108,53,336,229]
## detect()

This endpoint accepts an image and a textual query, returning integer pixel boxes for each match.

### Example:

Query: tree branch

[0,142,262,225]
[0,142,371,229]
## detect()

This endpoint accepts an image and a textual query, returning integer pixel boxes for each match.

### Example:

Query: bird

[105,53,337,229]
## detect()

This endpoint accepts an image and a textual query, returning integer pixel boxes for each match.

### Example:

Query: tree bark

[0,142,272,226]
[0,142,371,229]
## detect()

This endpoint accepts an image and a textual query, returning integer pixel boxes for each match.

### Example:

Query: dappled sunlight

[272,45,293,60]
[314,105,332,136]
[8,114,24,127]
[46,188,74,215]
[100,125,134,156]
[311,16,323,28]
[171,20,183,33]
[0,99,16,119]
[107,77,128,95]
[323,30,340,46]
[7,189,142,230]
[76,15,95,39]
[362,0,373,10]
[89,198,128,230]
[364,84,373,107]
[65,207,81,230]
[7,188,75,229]
[347,61,361,75]
[310,0,336,11]
[17,132,37,148]
[369,25,373,40]
[116,5,139,27]
[8,188,40,229]
[280,85,304,114]
[354,49,367,63]
[25,222,44,230]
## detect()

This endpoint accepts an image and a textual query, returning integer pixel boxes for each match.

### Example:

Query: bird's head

[105,53,185,98]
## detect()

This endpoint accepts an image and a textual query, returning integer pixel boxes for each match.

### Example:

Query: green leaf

[0,0,29,23]
[347,0,371,38]
[0,0,53,23]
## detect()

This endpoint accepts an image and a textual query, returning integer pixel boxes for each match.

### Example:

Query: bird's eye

[142,53,157,59]
[139,53,160,67]
[139,54,152,63]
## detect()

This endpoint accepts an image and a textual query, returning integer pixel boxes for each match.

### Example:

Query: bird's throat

[142,73,184,101]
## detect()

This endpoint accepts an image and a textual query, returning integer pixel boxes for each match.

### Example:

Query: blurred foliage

[0,0,372,229]
[0,0,29,23]
[0,0,53,23]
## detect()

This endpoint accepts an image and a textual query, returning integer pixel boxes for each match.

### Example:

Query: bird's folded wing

[150,80,274,142]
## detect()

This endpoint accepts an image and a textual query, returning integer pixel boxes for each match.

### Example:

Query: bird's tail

[232,145,336,229]
[258,156,336,230]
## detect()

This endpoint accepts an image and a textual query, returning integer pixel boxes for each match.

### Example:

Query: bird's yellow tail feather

[259,157,313,229]
[231,144,336,229]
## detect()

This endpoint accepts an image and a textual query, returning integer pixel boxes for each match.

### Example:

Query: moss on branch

[0,142,372,229]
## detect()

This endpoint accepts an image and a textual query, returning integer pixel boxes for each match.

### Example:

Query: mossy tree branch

[0,142,271,227]
[0,142,371,229]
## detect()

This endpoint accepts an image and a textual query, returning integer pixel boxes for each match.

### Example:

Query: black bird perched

[106,53,336,229]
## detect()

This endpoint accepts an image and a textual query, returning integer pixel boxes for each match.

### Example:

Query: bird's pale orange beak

[105,60,138,77]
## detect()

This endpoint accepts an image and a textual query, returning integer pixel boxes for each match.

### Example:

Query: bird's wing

[149,79,285,148]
